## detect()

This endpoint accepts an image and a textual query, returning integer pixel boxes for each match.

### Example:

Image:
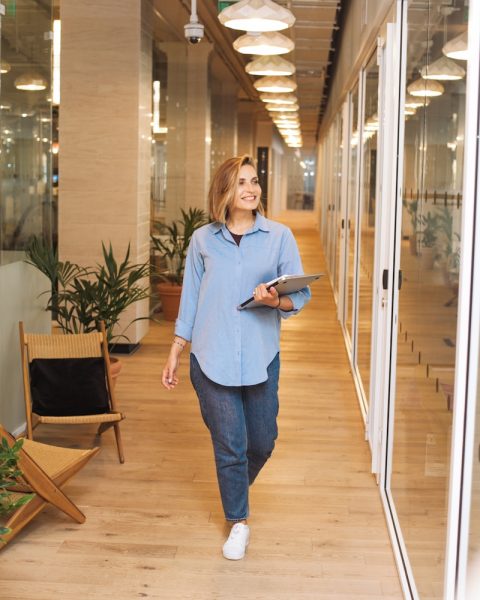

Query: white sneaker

[222,523,250,560]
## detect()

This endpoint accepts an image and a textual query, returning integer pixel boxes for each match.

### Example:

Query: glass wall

[356,53,379,404]
[0,0,54,265]
[390,1,468,597]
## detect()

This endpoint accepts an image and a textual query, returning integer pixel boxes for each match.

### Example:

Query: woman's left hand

[253,283,280,308]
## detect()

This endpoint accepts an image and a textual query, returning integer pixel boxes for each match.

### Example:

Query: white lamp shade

[420,55,465,80]
[246,55,295,76]
[233,31,294,55]
[407,77,444,97]
[443,31,468,61]
[219,0,295,32]
[254,76,297,93]
[405,107,416,115]
[265,103,299,111]
[1,60,11,74]
[15,72,47,91]
[275,121,300,128]
[260,92,297,104]
[405,94,431,108]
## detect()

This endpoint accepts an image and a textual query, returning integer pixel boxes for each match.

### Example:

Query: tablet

[237,273,323,310]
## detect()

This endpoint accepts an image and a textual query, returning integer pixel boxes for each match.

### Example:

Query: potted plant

[418,211,439,269]
[151,207,207,321]
[25,239,151,377]
[437,206,461,290]
[1,436,33,544]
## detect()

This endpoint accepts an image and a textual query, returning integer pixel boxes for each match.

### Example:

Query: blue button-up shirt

[175,213,311,386]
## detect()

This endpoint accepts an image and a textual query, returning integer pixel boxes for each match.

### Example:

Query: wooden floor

[0,211,403,600]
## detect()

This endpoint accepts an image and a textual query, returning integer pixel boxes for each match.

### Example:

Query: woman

[162,155,311,560]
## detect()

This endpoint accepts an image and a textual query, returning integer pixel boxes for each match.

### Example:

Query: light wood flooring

[0,211,403,600]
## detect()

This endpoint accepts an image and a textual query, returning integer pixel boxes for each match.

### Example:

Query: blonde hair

[208,155,264,224]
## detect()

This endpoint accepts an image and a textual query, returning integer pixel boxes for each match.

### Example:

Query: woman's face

[233,164,262,213]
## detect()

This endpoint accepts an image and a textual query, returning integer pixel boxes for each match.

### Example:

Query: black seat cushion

[29,357,110,416]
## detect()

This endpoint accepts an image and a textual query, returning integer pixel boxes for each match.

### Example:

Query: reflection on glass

[333,114,343,299]
[0,0,54,265]
[356,53,379,403]
[346,85,359,341]
[466,350,480,597]
[391,1,468,596]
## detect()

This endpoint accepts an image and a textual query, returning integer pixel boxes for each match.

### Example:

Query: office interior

[0,1,479,599]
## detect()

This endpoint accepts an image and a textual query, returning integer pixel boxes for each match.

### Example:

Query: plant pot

[109,356,123,390]
[157,282,182,321]
[420,247,435,270]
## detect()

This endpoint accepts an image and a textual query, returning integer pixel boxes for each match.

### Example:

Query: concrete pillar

[59,0,152,344]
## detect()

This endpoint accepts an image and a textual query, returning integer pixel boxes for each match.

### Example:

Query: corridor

[0,212,403,600]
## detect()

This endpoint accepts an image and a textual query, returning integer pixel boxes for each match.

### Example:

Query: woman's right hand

[162,351,180,390]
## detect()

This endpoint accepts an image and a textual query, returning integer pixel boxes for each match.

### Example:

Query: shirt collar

[210,212,270,235]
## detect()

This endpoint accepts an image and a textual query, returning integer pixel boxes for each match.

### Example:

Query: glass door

[386,0,470,597]
[355,52,380,407]
[345,84,359,348]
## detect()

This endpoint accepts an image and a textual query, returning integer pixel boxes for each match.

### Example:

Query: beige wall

[59,0,152,344]
[0,263,51,433]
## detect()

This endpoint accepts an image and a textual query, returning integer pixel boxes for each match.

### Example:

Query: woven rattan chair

[19,322,125,463]
[0,423,99,549]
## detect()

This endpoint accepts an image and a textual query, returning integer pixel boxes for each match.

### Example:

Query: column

[59,0,152,344]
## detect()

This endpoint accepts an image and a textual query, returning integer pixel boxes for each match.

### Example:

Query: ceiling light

[246,56,295,76]
[254,76,296,93]
[265,103,299,111]
[405,95,431,108]
[1,60,10,74]
[277,128,300,136]
[260,92,297,104]
[405,107,416,115]
[15,72,48,91]
[233,31,294,55]
[420,55,465,80]
[443,31,468,61]
[276,120,300,127]
[0,102,11,111]
[407,77,444,97]
[219,0,295,32]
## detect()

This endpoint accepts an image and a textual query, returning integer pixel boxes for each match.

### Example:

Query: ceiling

[195,0,342,155]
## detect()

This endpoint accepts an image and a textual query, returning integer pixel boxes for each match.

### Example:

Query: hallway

[0,212,403,600]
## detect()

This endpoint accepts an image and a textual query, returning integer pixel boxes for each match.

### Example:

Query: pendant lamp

[219,0,295,32]
[260,92,297,104]
[275,121,300,128]
[254,76,297,93]
[405,94,431,109]
[0,60,10,74]
[15,72,47,91]
[233,32,294,56]
[265,103,299,111]
[246,56,295,77]
[407,77,444,97]
[443,31,468,61]
[420,55,465,80]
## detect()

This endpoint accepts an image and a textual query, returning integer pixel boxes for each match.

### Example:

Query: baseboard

[108,342,141,355]
[12,421,27,437]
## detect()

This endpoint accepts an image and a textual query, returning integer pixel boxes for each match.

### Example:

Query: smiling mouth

[242,195,257,201]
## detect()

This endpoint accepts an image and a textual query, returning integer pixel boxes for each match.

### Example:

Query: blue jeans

[190,352,280,521]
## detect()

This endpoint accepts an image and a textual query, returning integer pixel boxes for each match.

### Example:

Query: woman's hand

[162,337,187,390]
[253,283,281,308]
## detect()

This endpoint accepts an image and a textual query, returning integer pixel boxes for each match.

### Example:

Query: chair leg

[97,422,115,435]
[113,422,125,464]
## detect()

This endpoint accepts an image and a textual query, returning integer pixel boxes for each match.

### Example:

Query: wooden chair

[0,424,99,549]
[19,322,125,463]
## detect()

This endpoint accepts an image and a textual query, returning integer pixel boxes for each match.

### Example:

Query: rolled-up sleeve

[278,228,312,319]
[175,234,204,341]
